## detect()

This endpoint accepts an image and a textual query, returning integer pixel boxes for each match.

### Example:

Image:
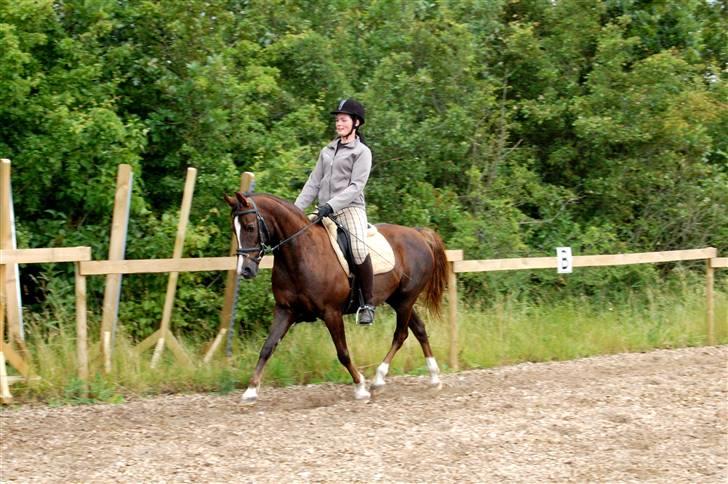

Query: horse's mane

[249,193,308,223]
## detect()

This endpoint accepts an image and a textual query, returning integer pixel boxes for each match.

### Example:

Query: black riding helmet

[331,99,365,126]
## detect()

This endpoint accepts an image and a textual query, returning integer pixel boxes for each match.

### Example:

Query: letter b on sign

[557,247,572,274]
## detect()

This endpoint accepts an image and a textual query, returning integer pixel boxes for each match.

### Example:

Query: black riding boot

[354,255,375,325]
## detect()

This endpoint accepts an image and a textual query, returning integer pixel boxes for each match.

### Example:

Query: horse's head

[224,192,271,279]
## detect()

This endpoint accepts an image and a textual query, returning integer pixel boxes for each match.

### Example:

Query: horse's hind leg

[409,310,442,389]
[323,309,370,400]
[372,304,412,390]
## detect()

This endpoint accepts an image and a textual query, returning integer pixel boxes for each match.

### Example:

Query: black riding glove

[316,203,334,219]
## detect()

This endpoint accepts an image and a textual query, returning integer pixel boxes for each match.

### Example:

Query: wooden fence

[448,247,721,369]
[1,160,726,403]
[0,247,91,402]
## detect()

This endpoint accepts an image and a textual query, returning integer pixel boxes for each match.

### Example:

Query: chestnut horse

[224,192,449,403]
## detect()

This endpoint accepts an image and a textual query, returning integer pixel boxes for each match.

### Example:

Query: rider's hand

[316,203,334,219]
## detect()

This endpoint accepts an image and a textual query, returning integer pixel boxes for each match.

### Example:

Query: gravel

[2,345,726,483]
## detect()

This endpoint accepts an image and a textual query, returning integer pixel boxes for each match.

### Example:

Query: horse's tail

[415,228,449,318]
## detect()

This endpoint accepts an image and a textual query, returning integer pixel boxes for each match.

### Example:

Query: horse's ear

[223,194,237,207]
[235,191,251,207]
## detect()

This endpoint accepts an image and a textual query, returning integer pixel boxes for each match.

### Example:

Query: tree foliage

[2,0,726,336]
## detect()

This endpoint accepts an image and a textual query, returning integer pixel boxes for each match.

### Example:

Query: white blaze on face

[234,216,244,275]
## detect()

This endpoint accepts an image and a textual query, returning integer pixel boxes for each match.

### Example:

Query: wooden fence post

[711,257,728,344]
[100,164,133,372]
[706,258,715,345]
[0,352,11,404]
[136,168,196,368]
[204,172,255,363]
[1,159,28,404]
[1,159,24,344]
[74,262,88,396]
[446,250,463,371]
[448,266,458,371]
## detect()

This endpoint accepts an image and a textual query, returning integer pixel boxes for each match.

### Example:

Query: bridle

[231,196,320,266]
[232,197,273,265]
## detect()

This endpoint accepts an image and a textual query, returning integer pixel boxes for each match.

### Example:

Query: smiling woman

[294,99,377,324]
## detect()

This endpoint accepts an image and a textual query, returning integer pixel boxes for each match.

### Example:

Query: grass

[457,288,725,368]
[4,284,727,406]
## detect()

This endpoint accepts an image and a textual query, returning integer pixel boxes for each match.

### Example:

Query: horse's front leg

[242,305,295,404]
[323,309,370,401]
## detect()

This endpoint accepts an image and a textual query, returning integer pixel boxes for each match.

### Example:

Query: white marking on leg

[354,374,371,400]
[426,357,441,388]
[241,386,258,404]
[373,362,389,388]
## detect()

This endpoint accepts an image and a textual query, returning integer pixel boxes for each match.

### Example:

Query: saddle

[320,216,395,276]
[311,216,395,315]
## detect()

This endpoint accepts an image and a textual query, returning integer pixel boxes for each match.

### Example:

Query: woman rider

[294,99,376,325]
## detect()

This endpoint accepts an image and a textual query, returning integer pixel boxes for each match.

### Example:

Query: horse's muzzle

[237,256,259,279]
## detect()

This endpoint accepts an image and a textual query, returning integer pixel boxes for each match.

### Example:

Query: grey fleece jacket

[294,137,372,213]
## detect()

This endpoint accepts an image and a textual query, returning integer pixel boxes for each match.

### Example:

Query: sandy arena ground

[1,345,726,483]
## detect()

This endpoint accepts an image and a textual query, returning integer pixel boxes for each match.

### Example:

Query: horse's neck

[268,208,329,276]
[260,198,314,259]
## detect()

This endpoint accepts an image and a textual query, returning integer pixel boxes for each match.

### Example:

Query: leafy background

[2,0,726,338]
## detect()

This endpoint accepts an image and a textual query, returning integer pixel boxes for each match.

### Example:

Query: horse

[224,192,449,404]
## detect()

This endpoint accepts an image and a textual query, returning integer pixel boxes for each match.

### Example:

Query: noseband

[233,197,272,264]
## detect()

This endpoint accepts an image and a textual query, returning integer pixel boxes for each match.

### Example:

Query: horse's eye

[245,224,255,233]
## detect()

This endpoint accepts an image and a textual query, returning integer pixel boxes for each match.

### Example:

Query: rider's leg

[337,207,375,325]
[353,255,375,325]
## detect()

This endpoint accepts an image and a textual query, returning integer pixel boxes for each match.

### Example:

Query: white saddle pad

[320,217,395,276]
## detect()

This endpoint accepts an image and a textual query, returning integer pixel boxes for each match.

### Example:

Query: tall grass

[6,284,727,405]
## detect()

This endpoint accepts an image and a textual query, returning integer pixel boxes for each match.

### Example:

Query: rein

[266,219,320,253]
[233,197,319,261]
[234,196,410,282]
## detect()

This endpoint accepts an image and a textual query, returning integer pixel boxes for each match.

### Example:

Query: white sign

[556,247,573,274]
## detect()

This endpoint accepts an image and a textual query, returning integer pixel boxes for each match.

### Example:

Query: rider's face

[335,114,356,137]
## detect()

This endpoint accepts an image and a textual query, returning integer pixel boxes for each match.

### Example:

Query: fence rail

[454,247,717,273]
[2,247,92,265]
[80,251,467,275]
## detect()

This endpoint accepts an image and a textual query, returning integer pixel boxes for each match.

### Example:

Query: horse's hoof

[354,381,371,400]
[241,387,258,405]
[429,380,443,391]
[370,382,385,392]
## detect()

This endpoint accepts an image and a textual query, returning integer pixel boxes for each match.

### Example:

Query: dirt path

[2,346,726,483]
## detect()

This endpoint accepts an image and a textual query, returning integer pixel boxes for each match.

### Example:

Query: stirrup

[356,304,376,326]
